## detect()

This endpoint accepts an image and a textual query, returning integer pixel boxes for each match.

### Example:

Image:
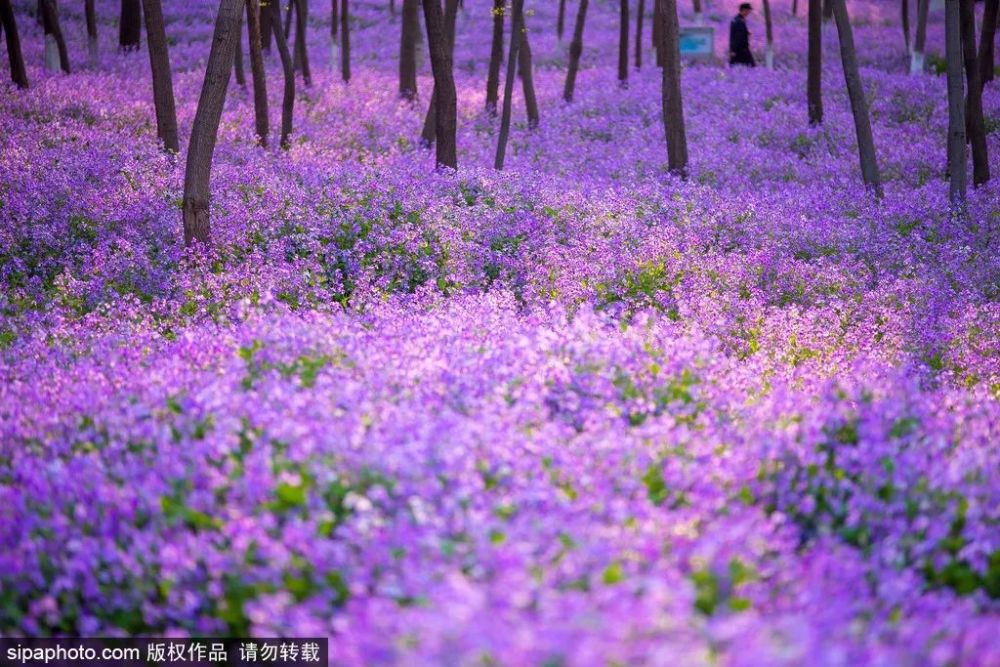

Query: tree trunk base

[88,37,98,68]
[910,50,924,74]
[44,34,59,72]
[693,11,703,24]
[765,45,774,69]
[183,200,211,246]
[330,38,339,72]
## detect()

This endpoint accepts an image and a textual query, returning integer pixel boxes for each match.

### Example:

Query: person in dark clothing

[729,2,755,67]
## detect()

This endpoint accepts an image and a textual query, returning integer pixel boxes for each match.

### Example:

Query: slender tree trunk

[400,0,419,99]
[901,0,910,54]
[960,0,989,185]
[808,0,823,124]
[660,0,687,176]
[979,0,997,86]
[635,0,644,69]
[832,0,882,198]
[422,0,458,169]
[270,0,295,149]
[421,0,457,146]
[182,0,242,246]
[944,0,966,207]
[234,8,246,87]
[823,0,832,20]
[141,0,178,153]
[85,0,98,66]
[692,0,702,24]
[654,0,663,66]
[340,0,350,82]
[563,0,589,101]
[261,1,273,52]
[495,0,523,169]
[120,0,142,51]
[285,0,294,39]
[763,0,774,68]
[330,0,338,70]
[486,0,504,115]
[41,0,70,73]
[295,0,311,86]
[912,0,928,73]
[247,0,269,147]
[618,0,629,86]
[520,27,538,129]
[0,0,28,88]
[557,0,566,41]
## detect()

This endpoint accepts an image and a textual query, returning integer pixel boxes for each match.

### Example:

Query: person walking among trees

[729,2,755,66]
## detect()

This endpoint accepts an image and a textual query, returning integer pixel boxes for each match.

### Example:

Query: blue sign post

[678,26,715,62]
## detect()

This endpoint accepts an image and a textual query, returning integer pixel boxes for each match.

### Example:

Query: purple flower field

[1,0,999,663]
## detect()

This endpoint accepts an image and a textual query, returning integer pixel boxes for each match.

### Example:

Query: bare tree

[618,0,629,86]
[659,0,687,176]
[901,0,910,54]
[912,0,928,73]
[763,0,774,68]
[823,0,832,21]
[330,0,339,69]
[635,0,644,69]
[120,0,142,51]
[959,0,988,186]
[486,0,504,115]
[421,0,457,146]
[557,0,566,41]
[422,0,458,169]
[495,0,524,169]
[261,1,273,52]
[270,0,295,148]
[979,0,997,86]
[247,0,269,148]
[0,0,28,88]
[400,0,419,99]
[520,28,538,129]
[832,0,881,197]
[141,0,179,152]
[563,0,589,101]
[234,9,246,87]
[808,0,822,124]
[944,0,966,207]
[340,0,350,82]
[654,0,663,66]
[85,0,98,66]
[40,0,69,73]
[182,0,243,246]
[295,0,311,86]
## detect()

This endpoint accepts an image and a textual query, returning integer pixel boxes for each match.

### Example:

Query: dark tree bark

[0,0,28,88]
[823,0,832,20]
[763,0,774,68]
[486,0,504,115]
[912,0,928,73]
[557,0,566,40]
[618,0,629,86]
[270,0,295,149]
[635,0,644,69]
[654,0,663,66]
[340,0,350,82]
[792,0,798,16]
[285,0,294,39]
[495,0,523,169]
[808,0,823,124]
[234,8,246,87]
[901,0,910,54]
[422,0,458,169]
[519,28,538,129]
[247,0,269,148]
[85,0,98,66]
[400,0,419,99]
[141,0,179,153]
[944,0,966,206]
[421,0,457,146]
[296,0,311,86]
[979,0,997,86]
[40,0,70,73]
[261,0,273,52]
[960,0,989,186]
[330,0,338,70]
[563,0,589,101]
[659,0,687,176]
[120,0,142,51]
[832,0,882,198]
[182,0,243,246]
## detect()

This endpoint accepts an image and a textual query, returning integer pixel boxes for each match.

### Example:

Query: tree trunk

[261,1,273,52]
[234,8,246,87]
[557,0,566,41]
[41,0,70,73]
[832,0,882,198]
[247,0,269,148]
[141,0,179,153]
[120,0,142,51]
[660,0,687,176]
[960,0,989,186]
[400,0,419,99]
[979,0,997,86]
[912,0,928,73]
[654,0,663,66]
[270,0,295,149]
[182,0,242,246]
[823,0,832,20]
[285,0,294,39]
[495,0,523,169]
[0,0,28,88]
[763,0,774,68]
[635,0,644,69]
[340,0,350,82]
[295,0,311,86]
[692,0,702,24]
[422,0,458,169]
[85,0,98,66]
[563,0,589,101]
[520,27,538,129]
[944,0,966,207]
[901,0,910,54]
[330,0,338,70]
[792,0,798,16]
[618,0,629,86]
[808,0,823,124]
[421,0,457,147]
[486,0,504,115]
